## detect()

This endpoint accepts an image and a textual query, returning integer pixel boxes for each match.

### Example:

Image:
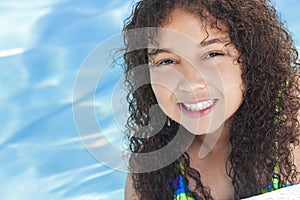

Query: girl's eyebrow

[200,37,229,47]
[148,37,229,56]
[147,48,173,56]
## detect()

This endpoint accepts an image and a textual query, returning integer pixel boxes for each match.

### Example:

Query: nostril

[177,80,207,92]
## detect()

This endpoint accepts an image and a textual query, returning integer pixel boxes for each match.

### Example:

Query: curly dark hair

[122,0,300,199]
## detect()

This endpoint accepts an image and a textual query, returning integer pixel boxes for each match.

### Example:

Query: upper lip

[178,99,217,104]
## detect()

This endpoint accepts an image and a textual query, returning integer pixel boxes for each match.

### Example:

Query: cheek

[151,83,180,120]
[151,84,171,107]
[217,60,243,89]
[151,84,162,99]
[219,65,244,113]
[150,68,180,109]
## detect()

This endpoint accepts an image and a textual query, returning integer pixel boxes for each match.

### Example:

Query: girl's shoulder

[293,77,300,169]
[294,146,300,170]
[125,173,139,200]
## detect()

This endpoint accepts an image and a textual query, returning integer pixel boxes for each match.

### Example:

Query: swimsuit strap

[174,163,292,199]
[174,81,291,198]
[174,174,195,200]
[174,162,195,199]
[262,82,292,192]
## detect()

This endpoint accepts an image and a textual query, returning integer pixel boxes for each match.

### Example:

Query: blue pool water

[1,1,299,199]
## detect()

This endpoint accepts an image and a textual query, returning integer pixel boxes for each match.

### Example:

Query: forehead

[160,8,228,42]
[148,9,230,52]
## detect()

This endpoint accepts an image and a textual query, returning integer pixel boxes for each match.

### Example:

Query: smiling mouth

[181,99,216,111]
[178,99,217,118]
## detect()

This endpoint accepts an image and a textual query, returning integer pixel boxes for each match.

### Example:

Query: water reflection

[0,0,299,199]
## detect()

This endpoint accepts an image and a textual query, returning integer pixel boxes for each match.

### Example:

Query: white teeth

[182,99,215,111]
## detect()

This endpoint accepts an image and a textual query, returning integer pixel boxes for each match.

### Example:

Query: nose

[176,60,207,92]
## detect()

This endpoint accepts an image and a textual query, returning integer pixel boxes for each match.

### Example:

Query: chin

[177,114,223,134]
[184,124,224,135]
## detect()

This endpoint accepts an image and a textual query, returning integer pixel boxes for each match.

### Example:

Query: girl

[123,0,300,199]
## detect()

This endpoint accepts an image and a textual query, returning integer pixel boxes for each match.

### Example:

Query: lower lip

[178,100,217,118]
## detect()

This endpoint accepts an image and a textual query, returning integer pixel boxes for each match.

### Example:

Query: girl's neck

[188,118,232,159]
[185,119,234,199]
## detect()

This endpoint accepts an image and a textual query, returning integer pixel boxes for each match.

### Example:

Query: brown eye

[206,52,224,58]
[157,59,177,66]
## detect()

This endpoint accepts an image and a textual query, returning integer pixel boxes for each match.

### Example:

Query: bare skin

[125,120,234,200]
[186,119,234,199]
[125,7,300,200]
[125,124,300,200]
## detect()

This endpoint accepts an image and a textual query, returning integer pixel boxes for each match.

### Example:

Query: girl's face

[149,8,244,135]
